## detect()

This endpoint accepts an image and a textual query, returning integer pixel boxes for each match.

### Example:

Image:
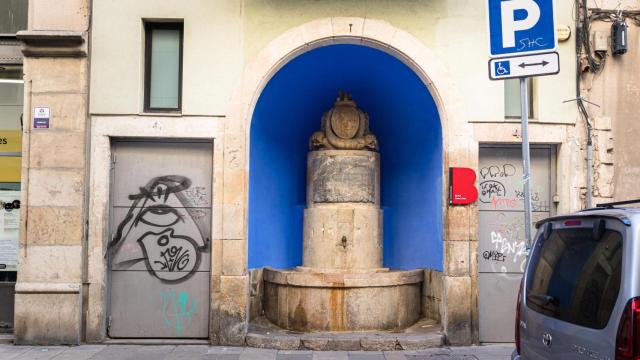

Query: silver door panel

[108,140,212,338]
[108,271,210,338]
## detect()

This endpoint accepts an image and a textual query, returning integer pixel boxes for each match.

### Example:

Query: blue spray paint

[160,289,198,336]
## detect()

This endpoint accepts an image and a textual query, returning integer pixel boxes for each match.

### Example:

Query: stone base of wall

[423,269,442,323]
[13,283,81,345]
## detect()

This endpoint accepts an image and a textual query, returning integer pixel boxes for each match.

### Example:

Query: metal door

[478,145,555,342]
[108,140,212,338]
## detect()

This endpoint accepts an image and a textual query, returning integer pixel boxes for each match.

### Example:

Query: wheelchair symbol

[495,61,511,76]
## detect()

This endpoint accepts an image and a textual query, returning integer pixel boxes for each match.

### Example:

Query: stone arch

[222,17,477,344]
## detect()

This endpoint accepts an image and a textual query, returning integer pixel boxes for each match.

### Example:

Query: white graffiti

[491,231,528,272]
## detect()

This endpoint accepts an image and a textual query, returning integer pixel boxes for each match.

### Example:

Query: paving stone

[203,354,242,360]
[347,351,385,360]
[382,352,407,360]
[240,347,277,360]
[276,350,313,360]
[312,351,348,360]
[206,347,245,354]
[46,345,106,360]
[164,345,209,359]
[0,345,33,359]
[0,344,515,359]
[83,345,143,360]
[201,346,245,360]
[12,347,66,359]
[129,345,176,360]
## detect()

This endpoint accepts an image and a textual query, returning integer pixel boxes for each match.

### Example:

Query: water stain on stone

[329,288,345,331]
[291,300,307,330]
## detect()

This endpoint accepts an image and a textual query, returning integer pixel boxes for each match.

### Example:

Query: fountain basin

[263,268,423,331]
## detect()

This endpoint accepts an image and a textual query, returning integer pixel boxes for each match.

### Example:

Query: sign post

[486,0,558,247]
[519,77,532,248]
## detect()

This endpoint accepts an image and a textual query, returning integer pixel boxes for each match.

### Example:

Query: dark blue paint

[249,44,442,271]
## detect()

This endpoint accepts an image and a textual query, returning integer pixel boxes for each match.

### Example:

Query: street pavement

[0,344,514,360]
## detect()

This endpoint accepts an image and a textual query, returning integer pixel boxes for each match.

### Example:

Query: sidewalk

[0,344,514,360]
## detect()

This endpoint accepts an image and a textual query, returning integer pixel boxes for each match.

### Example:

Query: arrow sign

[519,60,549,68]
[489,51,559,80]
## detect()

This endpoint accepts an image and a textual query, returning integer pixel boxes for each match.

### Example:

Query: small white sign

[33,107,51,129]
[489,51,560,80]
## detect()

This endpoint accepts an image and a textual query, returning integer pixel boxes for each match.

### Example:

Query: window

[526,225,622,329]
[144,22,183,112]
[0,0,27,35]
[505,78,534,118]
[0,65,23,280]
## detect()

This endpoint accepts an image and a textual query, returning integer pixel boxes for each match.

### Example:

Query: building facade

[10,0,624,347]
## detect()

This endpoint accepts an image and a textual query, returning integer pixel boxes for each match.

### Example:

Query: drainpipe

[576,0,594,209]
[80,0,94,342]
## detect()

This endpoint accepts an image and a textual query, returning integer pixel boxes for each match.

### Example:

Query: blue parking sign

[487,0,557,57]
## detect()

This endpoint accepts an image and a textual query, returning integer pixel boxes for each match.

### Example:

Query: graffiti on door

[160,289,198,336]
[109,175,210,283]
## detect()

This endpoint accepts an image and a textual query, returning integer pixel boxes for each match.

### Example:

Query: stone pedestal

[303,150,383,271]
[263,93,423,332]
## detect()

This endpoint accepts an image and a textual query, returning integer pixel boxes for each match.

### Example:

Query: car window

[526,225,623,329]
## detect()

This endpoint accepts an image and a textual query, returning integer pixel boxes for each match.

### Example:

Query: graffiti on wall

[109,175,210,284]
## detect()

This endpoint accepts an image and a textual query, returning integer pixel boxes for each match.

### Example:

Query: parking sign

[487,0,557,57]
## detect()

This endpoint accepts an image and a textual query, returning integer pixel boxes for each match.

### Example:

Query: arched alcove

[248,44,442,271]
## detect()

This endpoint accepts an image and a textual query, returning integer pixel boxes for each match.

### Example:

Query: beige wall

[90,0,243,115]
[241,0,577,124]
[580,0,640,202]
[82,0,584,347]
[91,0,578,125]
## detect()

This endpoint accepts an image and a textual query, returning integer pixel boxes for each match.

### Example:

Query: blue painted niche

[248,44,442,271]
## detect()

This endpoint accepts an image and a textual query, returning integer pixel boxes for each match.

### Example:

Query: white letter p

[501,0,541,48]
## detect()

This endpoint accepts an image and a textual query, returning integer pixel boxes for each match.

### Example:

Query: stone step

[246,317,444,351]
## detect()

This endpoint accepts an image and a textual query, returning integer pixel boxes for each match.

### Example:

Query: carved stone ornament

[310,92,379,151]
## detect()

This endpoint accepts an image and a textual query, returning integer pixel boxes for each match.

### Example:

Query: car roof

[535,207,640,228]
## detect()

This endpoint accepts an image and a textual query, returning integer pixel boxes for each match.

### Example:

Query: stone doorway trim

[224,18,478,345]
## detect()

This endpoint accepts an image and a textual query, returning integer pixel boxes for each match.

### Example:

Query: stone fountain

[263,92,424,331]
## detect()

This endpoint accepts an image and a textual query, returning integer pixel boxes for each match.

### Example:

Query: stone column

[13,0,90,345]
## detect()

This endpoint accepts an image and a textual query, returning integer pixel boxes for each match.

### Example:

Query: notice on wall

[33,107,50,129]
[0,190,20,271]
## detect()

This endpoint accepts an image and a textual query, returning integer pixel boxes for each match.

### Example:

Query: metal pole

[520,77,533,248]
[586,140,593,208]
